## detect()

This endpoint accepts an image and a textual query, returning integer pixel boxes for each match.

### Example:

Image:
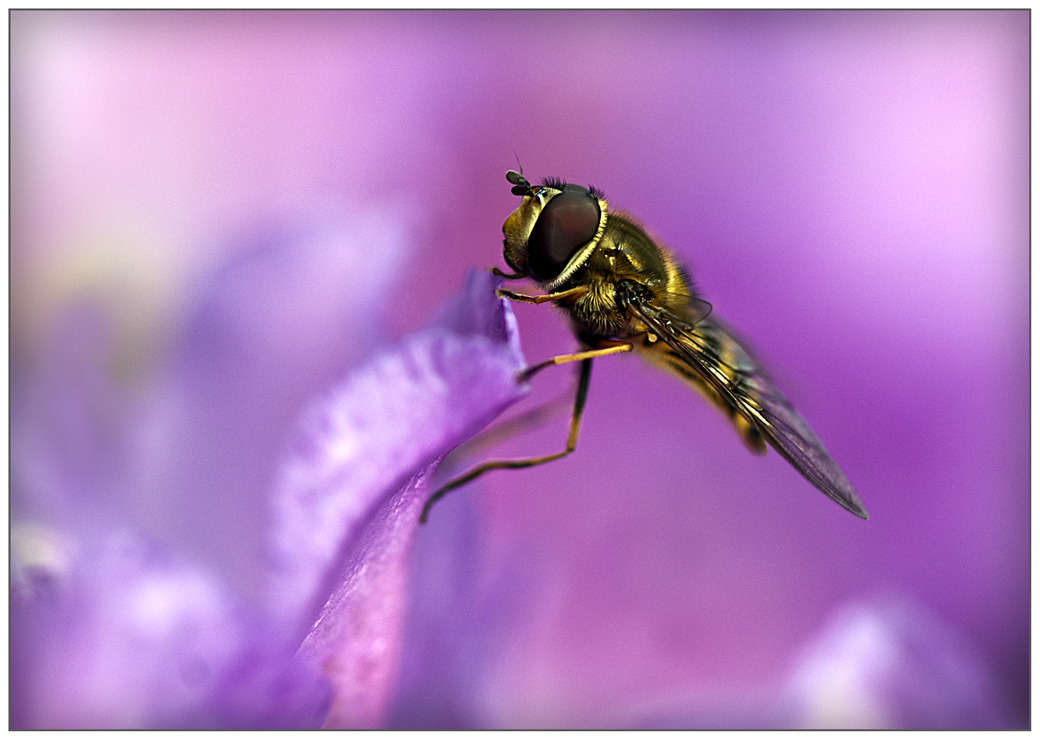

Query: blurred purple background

[11,10,1028,727]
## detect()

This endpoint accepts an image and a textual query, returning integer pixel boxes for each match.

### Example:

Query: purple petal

[11,526,329,729]
[784,597,1018,729]
[297,467,433,728]
[386,486,534,729]
[131,212,408,595]
[267,270,527,726]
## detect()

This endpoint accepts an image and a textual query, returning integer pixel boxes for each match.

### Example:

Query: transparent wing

[655,290,714,325]
[630,299,868,519]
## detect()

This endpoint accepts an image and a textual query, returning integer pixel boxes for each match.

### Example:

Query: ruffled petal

[267,270,527,727]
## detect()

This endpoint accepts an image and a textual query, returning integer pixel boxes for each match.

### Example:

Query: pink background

[12,10,1028,726]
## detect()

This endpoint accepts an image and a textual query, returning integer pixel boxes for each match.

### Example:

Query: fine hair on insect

[419,169,867,524]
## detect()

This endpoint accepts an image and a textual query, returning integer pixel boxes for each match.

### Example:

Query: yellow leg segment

[419,356,602,524]
[497,285,589,305]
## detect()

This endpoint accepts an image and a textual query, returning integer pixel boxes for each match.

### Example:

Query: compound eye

[526,192,601,282]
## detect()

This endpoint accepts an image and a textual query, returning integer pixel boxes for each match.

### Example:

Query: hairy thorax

[562,275,628,338]
[556,212,694,341]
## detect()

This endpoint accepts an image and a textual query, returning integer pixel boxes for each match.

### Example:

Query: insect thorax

[556,213,691,340]
[560,274,629,338]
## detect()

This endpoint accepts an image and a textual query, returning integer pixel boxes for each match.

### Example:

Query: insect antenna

[506,168,532,196]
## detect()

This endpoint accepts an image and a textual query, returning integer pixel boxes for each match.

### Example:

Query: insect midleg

[419,356,597,524]
[520,340,631,382]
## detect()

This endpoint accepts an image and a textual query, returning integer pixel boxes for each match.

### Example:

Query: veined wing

[629,300,868,519]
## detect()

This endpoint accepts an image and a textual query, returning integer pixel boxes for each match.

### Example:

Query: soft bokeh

[11,10,1028,728]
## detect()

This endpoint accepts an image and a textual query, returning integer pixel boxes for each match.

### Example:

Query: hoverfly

[419,169,868,523]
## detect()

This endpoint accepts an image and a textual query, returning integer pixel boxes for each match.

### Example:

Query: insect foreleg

[418,357,595,524]
[492,267,527,280]
[497,285,590,305]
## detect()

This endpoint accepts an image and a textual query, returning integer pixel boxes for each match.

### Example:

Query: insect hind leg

[419,357,595,524]
[435,386,575,480]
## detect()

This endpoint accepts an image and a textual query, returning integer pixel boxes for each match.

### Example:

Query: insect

[419,169,868,523]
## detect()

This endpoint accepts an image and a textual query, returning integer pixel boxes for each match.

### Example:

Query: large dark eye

[527,192,601,281]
